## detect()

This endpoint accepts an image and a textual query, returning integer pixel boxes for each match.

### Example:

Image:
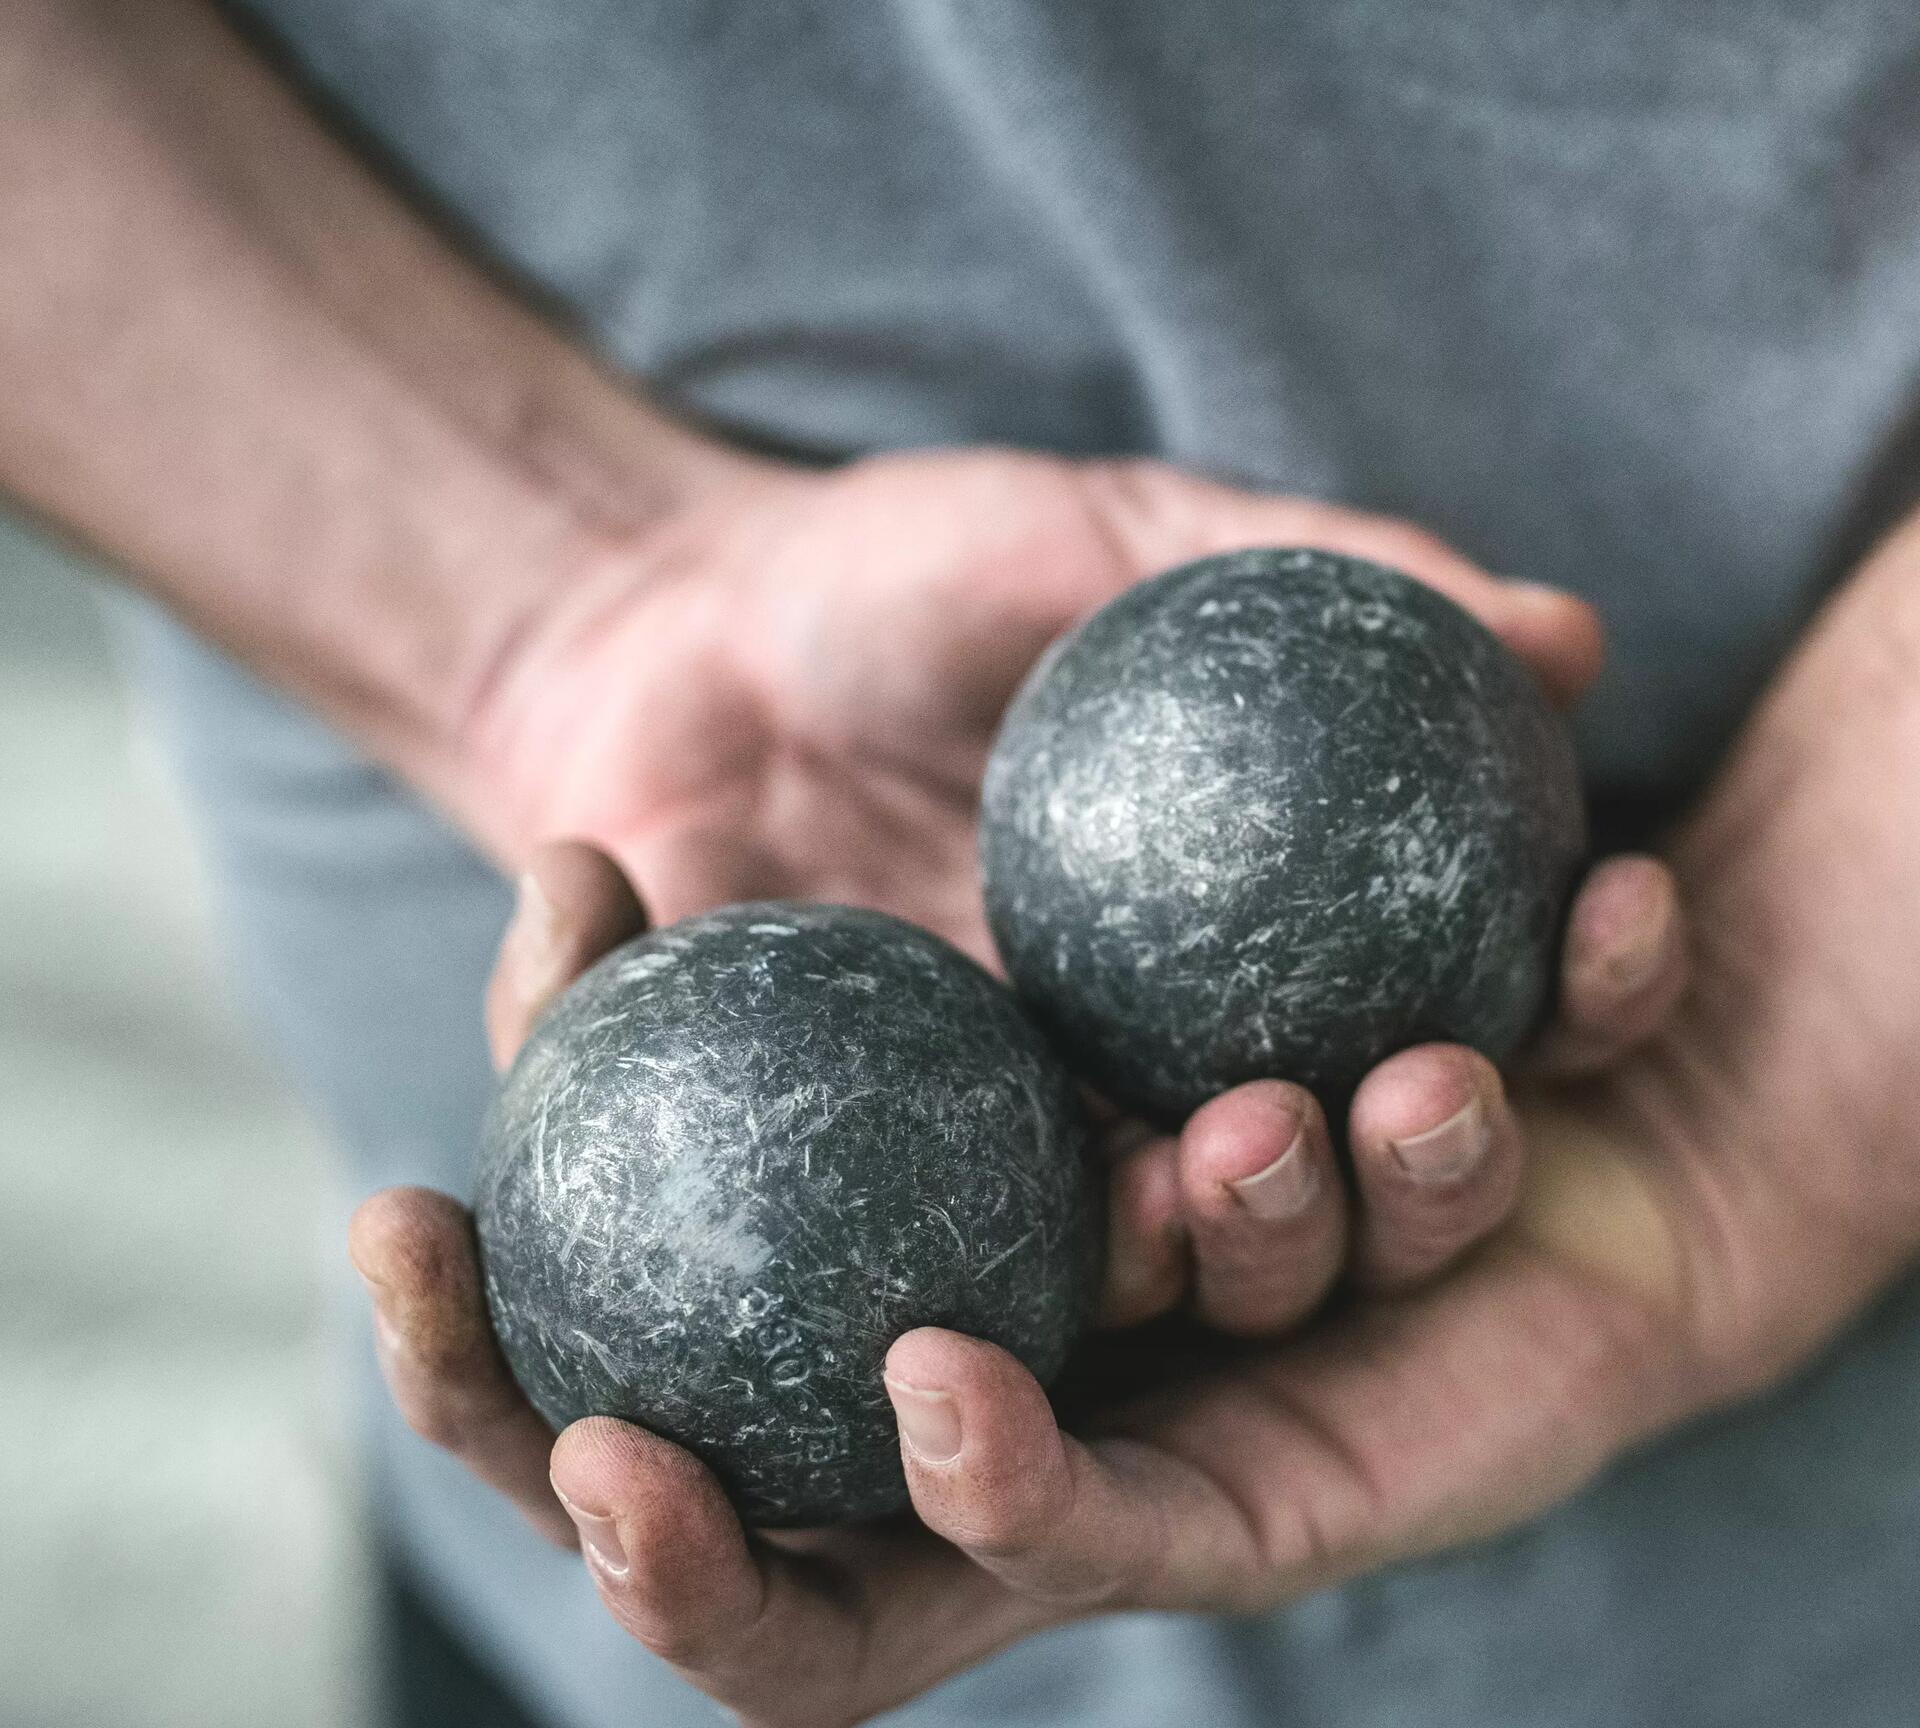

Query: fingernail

[369,1302,407,1364]
[1390,1095,1489,1185]
[885,1377,962,1464]
[551,1481,630,1578]
[349,1264,407,1364]
[1229,1126,1317,1219]
[1595,898,1668,995]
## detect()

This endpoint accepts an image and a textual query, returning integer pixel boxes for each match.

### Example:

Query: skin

[451,445,1690,1344]
[17,5,1913,1727]
[355,510,1920,1728]
[354,448,1688,1565]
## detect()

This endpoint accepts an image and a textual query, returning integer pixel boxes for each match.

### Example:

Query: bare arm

[0,0,746,811]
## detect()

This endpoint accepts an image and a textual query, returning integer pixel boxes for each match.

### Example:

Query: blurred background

[0,510,372,1728]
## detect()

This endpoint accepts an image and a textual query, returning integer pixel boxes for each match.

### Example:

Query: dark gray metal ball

[474,902,1101,1527]
[980,548,1588,1125]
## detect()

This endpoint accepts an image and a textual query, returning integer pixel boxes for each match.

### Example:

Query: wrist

[439,445,813,866]
[0,0,774,834]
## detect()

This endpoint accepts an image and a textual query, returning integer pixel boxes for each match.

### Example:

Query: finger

[548,1419,793,1668]
[1346,1047,1526,1293]
[1176,1082,1347,1336]
[1083,460,1604,706]
[1530,856,1689,1078]
[485,839,649,1069]
[347,1187,574,1547]
[884,1329,1266,1613]
[1248,507,1603,708]
[1462,580,1605,709]
[548,1417,1024,1724]
[1098,1133,1188,1327]
[1107,1201,1686,1606]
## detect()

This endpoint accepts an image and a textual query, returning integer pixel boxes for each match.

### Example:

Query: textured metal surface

[981,549,1588,1125]
[475,903,1100,1527]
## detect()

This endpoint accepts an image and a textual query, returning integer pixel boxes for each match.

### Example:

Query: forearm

[0,0,741,818]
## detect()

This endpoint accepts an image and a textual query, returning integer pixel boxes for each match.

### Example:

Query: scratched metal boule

[474,902,1101,1527]
[981,548,1588,1126]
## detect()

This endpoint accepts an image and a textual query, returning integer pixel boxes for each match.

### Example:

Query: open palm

[464,448,1604,962]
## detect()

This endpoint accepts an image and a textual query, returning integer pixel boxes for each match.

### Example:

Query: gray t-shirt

[136,3,1920,1723]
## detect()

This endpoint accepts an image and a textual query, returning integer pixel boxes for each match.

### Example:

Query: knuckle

[976,1455,1149,1612]
[1353,520,1456,578]
[354,1189,473,1285]
[1410,528,1462,569]
[1076,458,1186,558]
[1199,1270,1319,1336]
[1088,454,1174,496]
[628,1615,721,1671]
[939,1452,1068,1560]
[1379,1190,1505,1267]
[1014,1559,1134,1612]
[395,1386,472,1451]
[965,1507,1138,1609]
[386,1293,501,1391]
[394,1387,473,1452]
[1242,1485,1343,1595]
[392,1372,519,1454]
[945,1494,1043,1561]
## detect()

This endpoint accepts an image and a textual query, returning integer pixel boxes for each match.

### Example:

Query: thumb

[485,839,650,1069]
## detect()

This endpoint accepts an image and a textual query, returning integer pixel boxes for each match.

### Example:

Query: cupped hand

[349,449,1694,1718]
[348,819,1682,1692]
[456,445,1684,1328]
[348,858,1699,1728]
[353,876,1807,1728]
[347,470,1920,1728]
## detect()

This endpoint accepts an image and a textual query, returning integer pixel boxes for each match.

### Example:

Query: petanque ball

[980,548,1587,1125]
[475,901,1102,1526]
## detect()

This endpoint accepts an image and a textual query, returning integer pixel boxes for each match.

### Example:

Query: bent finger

[548,1417,1018,1725]
[348,1186,572,1547]
[1177,1082,1346,1336]
[1099,1133,1189,1327]
[1086,461,1604,706]
[1531,855,1689,1078]
[885,1329,1266,1614]
[1346,1047,1526,1294]
[485,839,649,1069]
